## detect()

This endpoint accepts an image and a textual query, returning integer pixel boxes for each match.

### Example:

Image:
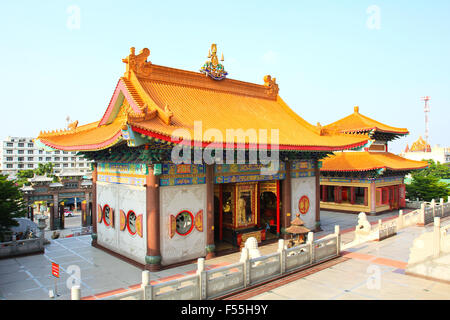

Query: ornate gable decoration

[200,43,228,80]
[122,47,152,78]
[263,75,279,98]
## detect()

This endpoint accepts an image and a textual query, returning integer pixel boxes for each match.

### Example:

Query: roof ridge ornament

[263,75,279,98]
[200,43,228,80]
[122,47,152,78]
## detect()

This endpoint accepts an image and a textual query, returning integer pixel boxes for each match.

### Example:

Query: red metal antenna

[421,96,431,144]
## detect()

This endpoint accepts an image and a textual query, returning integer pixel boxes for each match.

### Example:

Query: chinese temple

[319,106,428,214]
[36,44,369,270]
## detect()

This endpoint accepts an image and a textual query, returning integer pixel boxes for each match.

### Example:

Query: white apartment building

[0,136,92,178]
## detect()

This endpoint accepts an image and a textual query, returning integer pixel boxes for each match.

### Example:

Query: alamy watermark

[366,5,381,30]
[170,121,280,175]
[66,5,81,30]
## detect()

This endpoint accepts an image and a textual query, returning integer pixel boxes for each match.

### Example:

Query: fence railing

[72,227,341,300]
[378,219,397,241]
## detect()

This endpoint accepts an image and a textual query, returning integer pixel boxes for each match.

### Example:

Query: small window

[6,164,13,168]
[18,143,24,147]
[6,150,12,154]
[6,157,12,161]
[27,164,33,168]
[103,204,112,226]
[175,210,194,236]
[6,143,13,147]
[18,150,24,154]
[28,143,33,147]
[27,150,33,154]
[127,210,137,235]
[28,157,33,161]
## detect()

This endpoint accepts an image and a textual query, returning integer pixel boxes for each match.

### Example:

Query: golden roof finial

[354,106,359,113]
[200,43,228,80]
[221,52,224,62]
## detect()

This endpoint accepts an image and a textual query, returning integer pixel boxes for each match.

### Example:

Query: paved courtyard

[0,209,448,300]
[250,218,450,300]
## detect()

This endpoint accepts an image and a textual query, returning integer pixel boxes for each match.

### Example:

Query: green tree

[0,174,27,241]
[406,175,449,202]
[35,163,54,176]
[15,170,34,187]
[413,159,450,179]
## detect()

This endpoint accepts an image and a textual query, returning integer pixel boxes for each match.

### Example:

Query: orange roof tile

[324,106,409,135]
[37,47,370,152]
[320,152,428,172]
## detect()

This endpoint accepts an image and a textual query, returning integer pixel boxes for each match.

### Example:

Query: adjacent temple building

[319,106,428,214]
[36,44,370,270]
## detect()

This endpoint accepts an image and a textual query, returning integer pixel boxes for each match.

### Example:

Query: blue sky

[0,0,449,153]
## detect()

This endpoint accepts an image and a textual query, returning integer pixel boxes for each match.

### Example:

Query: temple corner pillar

[281,160,292,240]
[91,163,98,245]
[145,164,161,271]
[314,159,322,231]
[205,164,215,260]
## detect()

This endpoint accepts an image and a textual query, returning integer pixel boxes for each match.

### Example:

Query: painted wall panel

[96,181,147,264]
[159,184,207,266]
[291,176,316,230]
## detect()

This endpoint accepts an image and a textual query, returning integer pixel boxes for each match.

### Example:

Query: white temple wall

[159,184,207,266]
[291,176,316,230]
[96,181,147,264]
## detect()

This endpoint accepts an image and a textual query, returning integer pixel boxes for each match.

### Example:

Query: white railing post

[398,210,404,230]
[141,270,152,300]
[240,248,250,287]
[440,198,444,217]
[307,232,314,264]
[71,285,81,300]
[277,239,286,274]
[433,217,441,258]
[334,225,341,255]
[431,199,436,217]
[378,219,382,239]
[419,203,426,226]
[196,258,206,300]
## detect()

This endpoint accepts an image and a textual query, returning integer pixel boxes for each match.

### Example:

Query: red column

[92,163,98,244]
[314,159,320,224]
[350,187,355,205]
[219,184,223,241]
[282,161,292,240]
[364,187,368,206]
[276,180,280,235]
[205,165,215,259]
[145,165,161,271]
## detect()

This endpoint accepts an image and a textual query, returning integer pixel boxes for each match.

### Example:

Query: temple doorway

[213,180,281,254]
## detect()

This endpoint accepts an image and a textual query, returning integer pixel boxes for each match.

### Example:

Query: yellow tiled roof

[320,151,428,172]
[324,106,409,135]
[37,47,370,152]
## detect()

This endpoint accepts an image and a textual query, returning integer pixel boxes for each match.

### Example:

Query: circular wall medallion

[298,196,310,215]
[127,210,137,235]
[175,210,194,236]
[103,204,111,226]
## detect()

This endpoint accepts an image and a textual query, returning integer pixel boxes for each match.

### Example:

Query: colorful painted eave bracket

[33,139,58,152]
[121,125,148,147]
